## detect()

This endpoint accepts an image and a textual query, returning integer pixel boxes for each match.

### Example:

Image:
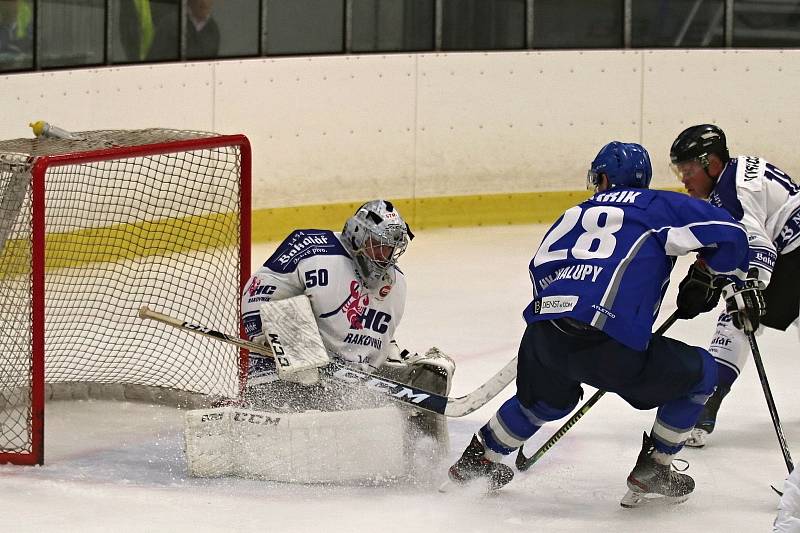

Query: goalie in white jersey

[183,201,451,482]
[670,124,800,447]
[240,200,453,463]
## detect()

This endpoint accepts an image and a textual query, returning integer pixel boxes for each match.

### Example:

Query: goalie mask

[342,200,413,290]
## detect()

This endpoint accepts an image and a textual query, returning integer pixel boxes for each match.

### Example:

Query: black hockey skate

[685,385,730,448]
[620,432,694,508]
[445,434,514,492]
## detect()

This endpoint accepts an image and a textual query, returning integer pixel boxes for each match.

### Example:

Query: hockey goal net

[0,129,251,465]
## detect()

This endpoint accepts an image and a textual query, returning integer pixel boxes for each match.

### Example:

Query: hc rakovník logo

[319,280,370,330]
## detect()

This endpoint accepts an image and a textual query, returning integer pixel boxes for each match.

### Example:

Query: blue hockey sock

[716,362,737,391]
[651,348,718,455]
[480,396,573,458]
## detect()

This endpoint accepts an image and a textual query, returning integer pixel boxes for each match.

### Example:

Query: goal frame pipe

[1,134,251,466]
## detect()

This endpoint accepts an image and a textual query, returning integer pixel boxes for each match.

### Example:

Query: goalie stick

[515,311,679,472]
[138,306,517,417]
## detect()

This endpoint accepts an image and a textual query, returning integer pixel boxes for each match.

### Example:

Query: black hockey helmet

[669,124,730,166]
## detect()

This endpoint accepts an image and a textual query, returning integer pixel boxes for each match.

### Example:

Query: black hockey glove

[676,261,721,319]
[722,268,766,333]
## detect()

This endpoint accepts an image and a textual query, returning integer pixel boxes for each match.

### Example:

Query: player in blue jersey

[670,124,800,447]
[446,142,762,507]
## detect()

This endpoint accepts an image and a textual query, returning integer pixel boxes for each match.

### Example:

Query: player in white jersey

[241,199,453,437]
[670,124,800,447]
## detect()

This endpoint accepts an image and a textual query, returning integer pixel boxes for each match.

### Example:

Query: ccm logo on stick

[331,368,431,404]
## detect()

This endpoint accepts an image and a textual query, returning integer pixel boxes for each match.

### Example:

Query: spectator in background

[0,0,32,58]
[186,0,219,59]
[148,0,220,61]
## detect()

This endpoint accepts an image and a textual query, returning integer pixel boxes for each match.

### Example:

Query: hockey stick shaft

[747,331,794,473]
[139,305,275,356]
[516,311,679,472]
[138,306,515,417]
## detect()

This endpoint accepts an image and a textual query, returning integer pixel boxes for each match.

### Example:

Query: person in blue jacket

[446,141,763,508]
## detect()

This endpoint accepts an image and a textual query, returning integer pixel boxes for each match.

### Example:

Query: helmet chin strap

[699,154,721,186]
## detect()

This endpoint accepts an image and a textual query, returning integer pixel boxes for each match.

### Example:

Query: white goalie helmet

[341,200,413,290]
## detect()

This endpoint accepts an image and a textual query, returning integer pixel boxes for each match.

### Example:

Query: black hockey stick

[516,311,679,472]
[138,306,517,418]
[747,331,794,474]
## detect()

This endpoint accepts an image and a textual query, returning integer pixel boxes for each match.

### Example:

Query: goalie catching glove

[721,268,766,333]
[384,341,456,395]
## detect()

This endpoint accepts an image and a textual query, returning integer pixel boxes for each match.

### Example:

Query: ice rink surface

[2,224,799,532]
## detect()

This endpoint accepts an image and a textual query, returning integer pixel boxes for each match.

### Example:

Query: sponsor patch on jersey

[378,284,392,298]
[243,313,262,338]
[264,230,348,273]
[590,303,616,319]
[535,295,579,314]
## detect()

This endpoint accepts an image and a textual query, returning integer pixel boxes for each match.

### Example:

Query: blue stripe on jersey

[591,219,745,329]
[263,229,349,274]
[591,227,652,329]
[777,205,800,253]
[750,245,777,272]
[679,220,751,276]
[710,160,744,220]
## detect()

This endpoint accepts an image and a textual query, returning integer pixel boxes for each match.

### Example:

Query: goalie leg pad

[184,406,407,482]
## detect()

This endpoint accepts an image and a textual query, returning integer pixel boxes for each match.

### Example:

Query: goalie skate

[620,432,694,508]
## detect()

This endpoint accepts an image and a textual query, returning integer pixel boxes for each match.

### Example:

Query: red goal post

[0,129,251,465]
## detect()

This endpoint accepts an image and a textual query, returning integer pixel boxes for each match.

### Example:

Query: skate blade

[438,478,502,496]
[620,489,690,508]
[684,429,710,448]
[683,441,706,449]
[438,479,455,493]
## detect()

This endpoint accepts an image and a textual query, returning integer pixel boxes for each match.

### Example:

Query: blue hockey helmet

[587,141,652,191]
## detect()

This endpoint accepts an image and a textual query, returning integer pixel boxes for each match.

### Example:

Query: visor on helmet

[669,158,706,182]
